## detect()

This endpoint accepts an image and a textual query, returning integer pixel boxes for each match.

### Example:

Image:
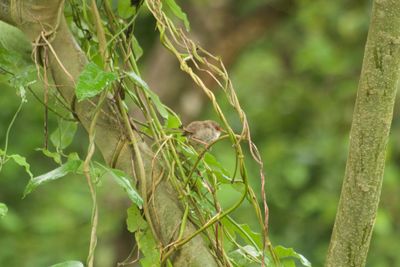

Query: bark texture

[326,0,400,266]
[0,0,218,266]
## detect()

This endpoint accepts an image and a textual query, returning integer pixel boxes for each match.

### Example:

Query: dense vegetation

[1,0,399,266]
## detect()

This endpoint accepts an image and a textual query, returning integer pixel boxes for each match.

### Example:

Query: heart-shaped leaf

[76,62,118,101]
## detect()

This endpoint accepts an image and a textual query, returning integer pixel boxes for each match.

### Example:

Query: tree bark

[0,1,218,266]
[326,0,400,266]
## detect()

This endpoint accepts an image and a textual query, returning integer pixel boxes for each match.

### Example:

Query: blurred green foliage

[212,1,400,267]
[1,0,400,267]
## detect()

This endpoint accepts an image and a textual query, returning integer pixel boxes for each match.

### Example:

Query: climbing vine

[0,0,311,266]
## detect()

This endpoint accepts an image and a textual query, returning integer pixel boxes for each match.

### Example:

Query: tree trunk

[0,1,218,266]
[326,0,400,266]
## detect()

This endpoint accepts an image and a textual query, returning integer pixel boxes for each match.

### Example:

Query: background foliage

[0,0,399,266]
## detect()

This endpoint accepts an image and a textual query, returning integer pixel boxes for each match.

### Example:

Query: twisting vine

[67,0,277,265]
[145,0,274,264]
[15,0,280,265]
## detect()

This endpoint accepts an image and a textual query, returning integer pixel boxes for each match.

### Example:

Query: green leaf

[274,246,312,267]
[165,113,181,129]
[124,71,168,118]
[8,153,33,178]
[100,165,143,208]
[203,152,232,183]
[36,148,62,164]
[125,71,148,89]
[0,203,8,218]
[67,152,81,161]
[23,159,82,197]
[202,152,238,185]
[164,0,190,31]
[222,218,262,250]
[204,153,230,175]
[90,164,106,182]
[76,62,118,101]
[48,261,84,267]
[229,245,262,266]
[281,260,296,267]
[136,228,161,266]
[0,37,37,95]
[140,256,160,267]
[126,205,147,232]
[0,149,33,178]
[0,22,31,61]
[50,120,78,150]
[238,224,262,249]
[132,36,143,60]
[181,144,196,158]
[117,0,136,19]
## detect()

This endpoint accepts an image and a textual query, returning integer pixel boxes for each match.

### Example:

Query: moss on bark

[326,0,400,266]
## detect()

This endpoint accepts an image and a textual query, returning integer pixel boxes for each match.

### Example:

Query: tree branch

[326,0,400,266]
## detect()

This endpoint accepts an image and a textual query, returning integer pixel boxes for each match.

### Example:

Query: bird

[183,120,224,145]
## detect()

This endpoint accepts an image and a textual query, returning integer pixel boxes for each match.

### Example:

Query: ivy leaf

[124,71,168,118]
[48,261,84,267]
[0,203,8,218]
[23,159,82,197]
[100,165,143,208]
[50,120,78,150]
[164,0,190,31]
[274,246,312,267]
[126,205,147,232]
[76,62,118,101]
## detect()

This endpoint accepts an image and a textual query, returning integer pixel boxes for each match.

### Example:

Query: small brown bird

[183,120,223,144]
